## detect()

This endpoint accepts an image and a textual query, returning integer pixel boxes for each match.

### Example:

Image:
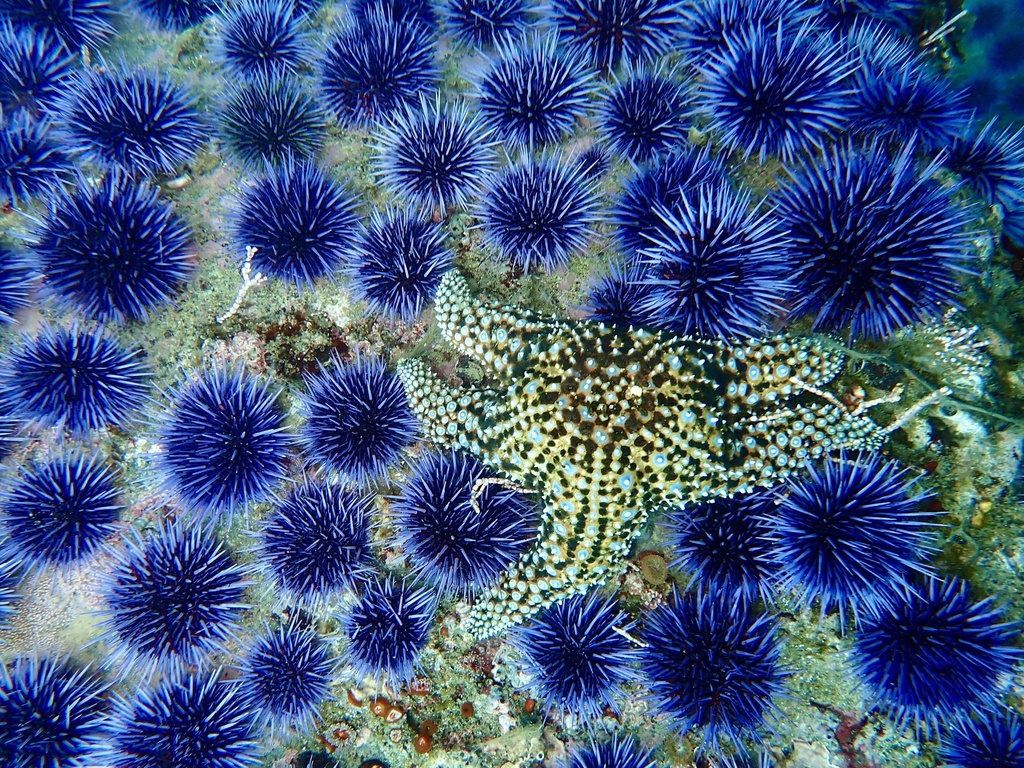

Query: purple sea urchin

[156,365,292,518]
[511,591,641,720]
[346,209,453,322]
[696,21,852,162]
[638,181,791,340]
[319,7,437,128]
[0,23,74,115]
[375,96,495,215]
[581,260,653,327]
[771,141,974,338]
[33,174,195,324]
[0,115,69,205]
[945,117,1024,207]
[477,33,595,152]
[0,243,34,325]
[239,620,335,735]
[479,155,600,273]
[0,325,150,435]
[665,491,777,607]
[445,0,526,49]
[216,0,308,79]
[642,587,787,755]
[598,66,689,165]
[852,577,1022,732]
[298,355,417,485]
[132,0,215,29]
[106,671,259,768]
[100,521,250,677]
[563,735,659,768]
[60,66,206,176]
[677,0,813,59]
[0,556,21,624]
[547,0,684,72]
[0,0,114,52]
[0,656,108,768]
[939,709,1024,768]
[220,75,325,170]
[0,450,123,571]
[341,575,436,686]
[391,449,538,595]
[233,159,360,289]
[256,477,375,607]
[766,453,935,622]
[350,0,438,28]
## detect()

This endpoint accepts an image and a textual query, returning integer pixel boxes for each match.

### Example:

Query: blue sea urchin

[696,22,852,162]
[342,575,436,686]
[0,656,108,768]
[239,620,335,735]
[350,0,437,27]
[220,74,325,170]
[642,587,787,755]
[852,577,1022,732]
[581,260,653,327]
[156,365,292,518]
[563,735,658,768]
[0,23,74,115]
[132,0,215,29]
[664,491,777,607]
[391,449,538,595]
[638,182,791,341]
[512,591,641,720]
[945,117,1024,207]
[445,0,526,49]
[60,66,206,176]
[0,450,123,571]
[319,7,437,128]
[477,33,595,152]
[100,521,250,677]
[598,66,689,165]
[479,155,600,273]
[0,114,70,205]
[216,0,309,80]
[939,709,1024,768]
[766,453,935,622]
[771,141,974,338]
[0,325,150,435]
[34,174,195,324]
[0,557,20,625]
[106,671,258,768]
[677,0,813,59]
[346,209,453,322]
[0,0,114,52]
[612,145,727,257]
[233,159,360,289]
[298,355,417,485]
[375,96,495,215]
[256,477,375,607]
[0,243,34,325]
[547,0,684,72]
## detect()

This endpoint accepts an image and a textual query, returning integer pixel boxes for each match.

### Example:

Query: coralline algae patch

[2,0,1024,768]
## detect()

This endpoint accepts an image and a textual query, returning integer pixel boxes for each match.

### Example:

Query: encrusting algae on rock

[398,270,938,637]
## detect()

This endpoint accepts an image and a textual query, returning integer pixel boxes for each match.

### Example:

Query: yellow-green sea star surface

[397,271,888,638]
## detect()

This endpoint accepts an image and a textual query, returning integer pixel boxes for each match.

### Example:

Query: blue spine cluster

[216,0,309,80]
[0,0,114,52]
[0,22,74,115]
[946,118,1024,207]
[106,671,258,768]
[939,709,1024,768]
[0,557,21,625]
[342,575,436,686]
[100,521,250,677]
[0,450,123,571]
[0,114,70,205]
[598,67,689,164]
[346,209,453,321]
[851,576,1022,733]
[257,477,375,606]
[391,449,538,595]
[445,0,526,49]
[220,74,326,170]
[477,34,595,152]
[0,656,109,768]
[60,67,206,177]
[132,0,216,29]
[582,260,652,328]
[233,159,360,289]
[0,324,150,435]
[156,365,292,518]
[512,591,641,720]
[34,174,195,324]
[563,735,658,768]
[298,355,417,485]
[240,621,335,736]
[479,156,600,273]
[319,7,437,128]
[375,96,494,215]
[0,243,34,325]
[678,0,813,58]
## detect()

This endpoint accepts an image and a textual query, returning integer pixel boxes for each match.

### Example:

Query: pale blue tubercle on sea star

[397,271,888,638]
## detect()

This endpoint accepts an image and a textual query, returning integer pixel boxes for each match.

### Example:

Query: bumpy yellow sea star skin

[396,271,888,639]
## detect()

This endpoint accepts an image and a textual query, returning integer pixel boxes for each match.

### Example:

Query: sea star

[397,271,889,638]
